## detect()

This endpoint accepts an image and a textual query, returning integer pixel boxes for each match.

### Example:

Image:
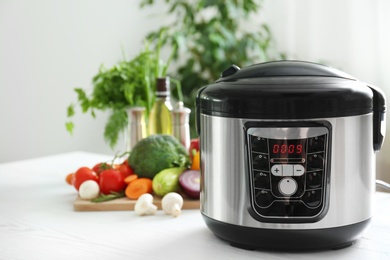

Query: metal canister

[171,101,191,150]
[126,107,147,151]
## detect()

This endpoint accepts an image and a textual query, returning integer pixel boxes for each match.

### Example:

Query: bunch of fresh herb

[66,36,174,148]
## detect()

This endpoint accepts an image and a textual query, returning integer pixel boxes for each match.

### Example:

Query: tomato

[189,138,200,160]
[99,169,126,195]
[65,173,74,185]
[117,160,134,179]
[92,162,112,175]
[72,167,98,191]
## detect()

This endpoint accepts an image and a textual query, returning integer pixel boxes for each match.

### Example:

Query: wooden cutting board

[73,195,200,212]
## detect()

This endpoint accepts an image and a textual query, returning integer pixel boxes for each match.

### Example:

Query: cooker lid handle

[217,61,355,82]
[220,64,241,78]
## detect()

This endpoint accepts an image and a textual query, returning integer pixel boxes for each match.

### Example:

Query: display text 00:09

[272,144,303,154]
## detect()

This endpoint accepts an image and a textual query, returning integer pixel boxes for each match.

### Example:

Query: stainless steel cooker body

[200,113,375,227]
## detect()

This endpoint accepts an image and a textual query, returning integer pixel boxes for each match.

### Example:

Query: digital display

[269,139,306,158]
[272,144,303,154]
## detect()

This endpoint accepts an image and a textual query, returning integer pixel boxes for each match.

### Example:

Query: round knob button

[278,177,297,196]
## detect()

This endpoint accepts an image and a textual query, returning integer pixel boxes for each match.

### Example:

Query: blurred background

[0,0,389,185]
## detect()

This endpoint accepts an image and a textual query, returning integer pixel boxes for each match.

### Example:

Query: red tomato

[117,160,134,179]
[189,138,200,159]
[72,167,98,191]
[92,162,112,175]
[99,169,126,195]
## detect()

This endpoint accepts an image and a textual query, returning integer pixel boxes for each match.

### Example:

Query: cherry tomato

[117,160,134,179]
[99,169,126,195]
[65,173,74,185]
[72,167,98,191]
[92,162,112,175]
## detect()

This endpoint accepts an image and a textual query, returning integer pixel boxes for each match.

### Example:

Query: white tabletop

[0,151,389,260]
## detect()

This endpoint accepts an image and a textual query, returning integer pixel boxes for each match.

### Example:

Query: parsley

[66,35,174,148]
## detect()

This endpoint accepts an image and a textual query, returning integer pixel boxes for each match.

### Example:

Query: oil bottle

[149,77,173,135]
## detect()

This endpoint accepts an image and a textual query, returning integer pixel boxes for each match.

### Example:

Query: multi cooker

[196,61,386,250]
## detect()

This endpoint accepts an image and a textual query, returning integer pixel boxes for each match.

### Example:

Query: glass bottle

[149,77,173,135]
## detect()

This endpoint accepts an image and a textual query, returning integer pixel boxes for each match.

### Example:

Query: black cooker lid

[196,61,375,119]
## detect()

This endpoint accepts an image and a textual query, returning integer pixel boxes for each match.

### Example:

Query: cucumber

[152,167,186,197]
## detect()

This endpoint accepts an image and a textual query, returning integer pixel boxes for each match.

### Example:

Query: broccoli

[128,134,190,179]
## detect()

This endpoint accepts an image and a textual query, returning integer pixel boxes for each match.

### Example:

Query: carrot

[124,174,138,184]
[125,178,153,200]
[65,173,74,185]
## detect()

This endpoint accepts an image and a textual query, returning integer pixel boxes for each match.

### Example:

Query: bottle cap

[156,77,170,97]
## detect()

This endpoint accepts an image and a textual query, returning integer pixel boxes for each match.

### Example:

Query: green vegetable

[152,167,186,197]
[65,34,176,148]
[128,134,190,179]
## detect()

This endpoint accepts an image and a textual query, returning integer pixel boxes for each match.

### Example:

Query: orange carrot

[124,174,138,184]
[65,173,74,185]
[125,178,153,200]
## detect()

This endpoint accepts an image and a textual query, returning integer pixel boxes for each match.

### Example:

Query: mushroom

[161,192,184,217]
[79,180,100,200]
[134,194,157,216]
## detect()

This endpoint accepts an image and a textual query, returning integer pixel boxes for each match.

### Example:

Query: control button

[308,135,325,153]
[272,164,304,176]
[307,153,323,170]
[278,177,297,196]
[306,171,323,189]
[251,137,268,153]
[293,165,305,176]
[252,154,269,171]
[271,165,282,176]
[255,189,274,208]
[303,189,322,208]
[254,171,270,189]
[282,165,293,176]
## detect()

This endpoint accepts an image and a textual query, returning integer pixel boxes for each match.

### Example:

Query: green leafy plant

[141,0,285,136]
[66,37,174,148]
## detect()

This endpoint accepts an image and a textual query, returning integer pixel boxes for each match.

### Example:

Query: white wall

[1,0,389,186]
[263,0,390,86]
[0,0,168,162]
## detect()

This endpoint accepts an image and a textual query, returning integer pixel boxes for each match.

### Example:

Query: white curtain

[263,0,390,182]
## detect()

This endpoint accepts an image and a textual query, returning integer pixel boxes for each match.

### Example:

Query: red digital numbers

[272,144,303,154]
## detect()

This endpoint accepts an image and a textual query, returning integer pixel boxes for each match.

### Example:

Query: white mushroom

[134,194,158,216]
[79,180,100,200]
[161,192,184,217]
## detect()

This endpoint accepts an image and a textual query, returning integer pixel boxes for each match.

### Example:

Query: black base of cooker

[202,213,371,251]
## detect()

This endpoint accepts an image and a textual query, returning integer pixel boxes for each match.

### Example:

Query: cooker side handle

[367,85,386,151]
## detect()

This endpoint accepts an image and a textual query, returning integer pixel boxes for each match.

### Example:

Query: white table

[0,151,389,260]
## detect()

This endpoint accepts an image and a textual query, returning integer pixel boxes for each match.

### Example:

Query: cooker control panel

[246,123,330,223]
